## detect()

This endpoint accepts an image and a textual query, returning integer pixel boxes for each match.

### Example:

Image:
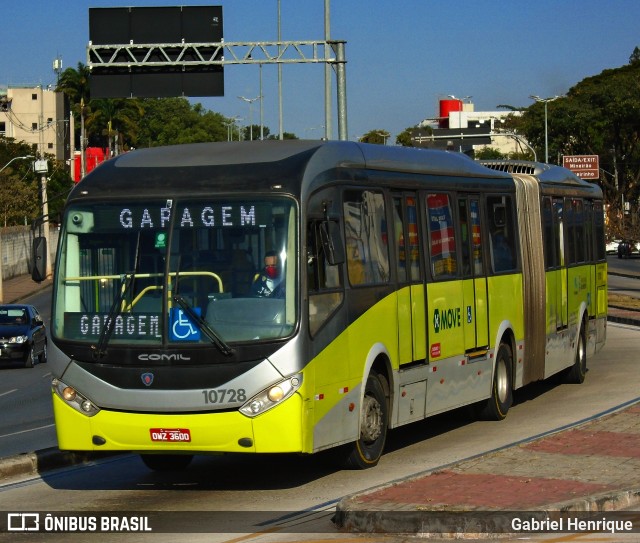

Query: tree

[0,137,38,227]
[519,47,640,239]
[86,99,144,154]
[243,125,270,141]
[266,132,299,140]
[359,129,390,145]
[474,147,506,160]
[56,63,91,154]
[396,126,422,147]
[135,98,227,147]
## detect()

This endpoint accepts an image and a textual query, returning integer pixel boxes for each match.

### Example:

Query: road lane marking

[0,389,18,398]
[0,423,55,439]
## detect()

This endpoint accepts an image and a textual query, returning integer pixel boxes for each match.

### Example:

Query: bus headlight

[239,374,302,417]
[52,378,100,417]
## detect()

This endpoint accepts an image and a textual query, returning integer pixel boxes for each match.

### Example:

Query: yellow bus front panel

[53,390,305,454]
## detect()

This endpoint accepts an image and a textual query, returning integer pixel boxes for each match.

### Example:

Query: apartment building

[0,86,66,162]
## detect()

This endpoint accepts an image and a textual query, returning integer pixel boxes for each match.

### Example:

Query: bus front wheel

[481,343,513,421]
[343,372,389,469]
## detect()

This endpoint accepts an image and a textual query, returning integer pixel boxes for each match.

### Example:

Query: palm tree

[56,63,91,176]
[87,99,144,156]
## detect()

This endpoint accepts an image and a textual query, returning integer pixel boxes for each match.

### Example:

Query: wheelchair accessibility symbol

[170,307,201,342]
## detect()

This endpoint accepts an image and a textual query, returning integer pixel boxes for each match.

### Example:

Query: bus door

[392,193,426,365]
[458,196,489,354]
[425,192,465,364]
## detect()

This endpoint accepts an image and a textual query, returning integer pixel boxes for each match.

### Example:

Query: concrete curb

[0,448,112,483]
[334,487,640,535]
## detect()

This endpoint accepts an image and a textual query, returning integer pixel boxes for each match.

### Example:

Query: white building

[417,97,530,157]
[0,86,66,162]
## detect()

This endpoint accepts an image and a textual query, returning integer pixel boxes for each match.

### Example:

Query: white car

[606,239,622,254]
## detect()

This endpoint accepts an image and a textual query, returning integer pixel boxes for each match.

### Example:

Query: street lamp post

[0,155,34,174]
[238,95,260,141]
[530,95,559,163]
[374,131,389,145]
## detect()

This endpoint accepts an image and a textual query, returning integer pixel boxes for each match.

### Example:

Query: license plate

[149,428,191,442]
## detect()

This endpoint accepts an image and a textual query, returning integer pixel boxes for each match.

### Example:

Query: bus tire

[343,372,389,469]
[140,454,193,471]
[481,343,513,421]
[564,322,587,384]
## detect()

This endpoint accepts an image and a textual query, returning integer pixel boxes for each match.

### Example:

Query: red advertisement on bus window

[427,194,456,276]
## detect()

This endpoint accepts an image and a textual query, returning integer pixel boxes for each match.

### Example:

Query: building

[412,97,531,158]
[0,86,67,163]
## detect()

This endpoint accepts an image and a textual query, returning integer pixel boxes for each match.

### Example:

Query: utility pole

[324,0,332,140]
[38,86,51,278]
[277,0,283,140]
[80,97,86,178]
[238,95,260,141]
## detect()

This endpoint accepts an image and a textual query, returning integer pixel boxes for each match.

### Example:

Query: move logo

[433,307,461,333]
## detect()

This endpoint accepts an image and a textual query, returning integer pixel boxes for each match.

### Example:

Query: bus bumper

[52,392,305,454]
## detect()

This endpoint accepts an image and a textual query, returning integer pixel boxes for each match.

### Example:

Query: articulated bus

[33,141,607,470]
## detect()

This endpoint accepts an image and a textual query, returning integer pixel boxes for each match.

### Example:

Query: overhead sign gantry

[87,6,348,140]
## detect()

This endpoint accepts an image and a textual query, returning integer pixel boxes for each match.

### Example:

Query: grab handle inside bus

[320,220,345,265]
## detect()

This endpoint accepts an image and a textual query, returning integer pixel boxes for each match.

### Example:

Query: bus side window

[426,193,457,279]
[593,201,606,261]
[542,197,556,269]
[488,195,517,273]
[343,190,390,285]
[572,199,586,263]
[308,221,344,336]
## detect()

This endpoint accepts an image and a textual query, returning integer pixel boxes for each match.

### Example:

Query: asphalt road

[0,288,56,458]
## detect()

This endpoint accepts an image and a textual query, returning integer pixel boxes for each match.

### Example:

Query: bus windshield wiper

[92,232,141,359]
[92,272,135,359]
[172,294,234,356]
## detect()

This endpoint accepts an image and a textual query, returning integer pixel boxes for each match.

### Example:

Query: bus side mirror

[31,236,47,283]
[320,221,344,266]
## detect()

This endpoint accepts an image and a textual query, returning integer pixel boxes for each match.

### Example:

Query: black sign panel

[89,6,224,98]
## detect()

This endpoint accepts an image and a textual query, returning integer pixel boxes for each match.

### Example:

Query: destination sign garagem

[65,313,162,340]
[118,204,258,229]
[68,202,281,233]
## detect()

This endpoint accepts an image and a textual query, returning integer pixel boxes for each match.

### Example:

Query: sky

[2,0,640,142]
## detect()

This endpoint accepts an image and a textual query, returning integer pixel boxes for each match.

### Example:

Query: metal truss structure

[87,40,348,139]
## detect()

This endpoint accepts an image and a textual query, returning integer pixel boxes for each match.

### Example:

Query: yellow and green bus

[34,141,606,470]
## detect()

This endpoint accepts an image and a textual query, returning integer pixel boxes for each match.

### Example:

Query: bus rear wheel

[343,372,389,469]
[480,342,513,421]
[564,322,587,384]
[140,454,193,471]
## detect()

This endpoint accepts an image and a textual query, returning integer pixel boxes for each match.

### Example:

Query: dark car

[618,240,635,259]
[0,304,47,368]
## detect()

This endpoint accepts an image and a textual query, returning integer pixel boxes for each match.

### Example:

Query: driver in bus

[251,251,285,298]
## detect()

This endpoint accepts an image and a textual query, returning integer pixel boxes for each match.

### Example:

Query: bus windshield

[53,197,297,348]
